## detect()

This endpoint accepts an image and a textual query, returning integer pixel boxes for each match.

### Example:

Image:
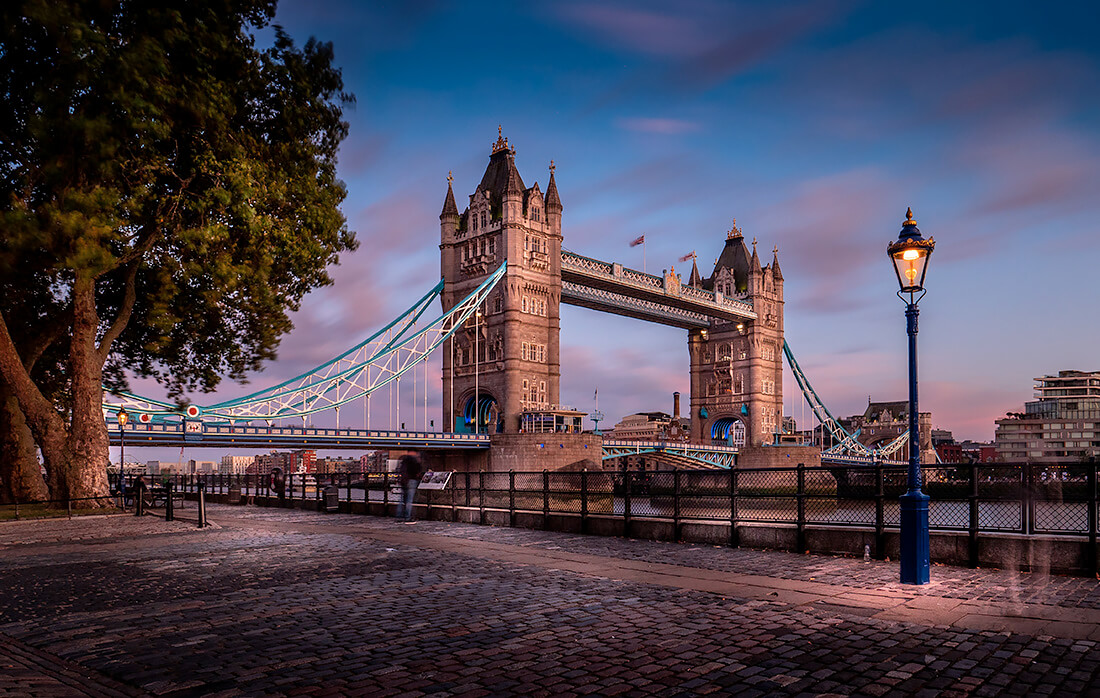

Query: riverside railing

[14,462,1091,571]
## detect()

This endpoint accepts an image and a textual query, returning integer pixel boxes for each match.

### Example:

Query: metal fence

[7,462,1095,570]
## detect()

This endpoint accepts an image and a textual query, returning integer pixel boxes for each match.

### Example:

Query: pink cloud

[617,117,701,135]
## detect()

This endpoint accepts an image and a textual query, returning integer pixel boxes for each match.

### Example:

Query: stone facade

[688,225,785,448]
[440,130,563,435]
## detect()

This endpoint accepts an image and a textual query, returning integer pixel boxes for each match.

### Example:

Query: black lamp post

[887,208,935,585]
[117,407,129,506]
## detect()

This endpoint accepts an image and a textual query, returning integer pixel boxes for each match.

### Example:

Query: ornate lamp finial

[904,207,916,226]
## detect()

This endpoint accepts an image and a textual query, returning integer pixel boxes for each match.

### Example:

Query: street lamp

[117,407,129,507]
[887,207,935,585]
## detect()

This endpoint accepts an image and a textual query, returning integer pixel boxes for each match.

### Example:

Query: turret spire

[771,244,782,280]
[440,171,458,219]
[545,160,562,213]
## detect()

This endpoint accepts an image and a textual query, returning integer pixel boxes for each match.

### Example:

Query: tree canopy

[0,0,358,503]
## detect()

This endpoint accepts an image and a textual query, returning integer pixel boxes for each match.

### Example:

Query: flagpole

[643,240,646,275]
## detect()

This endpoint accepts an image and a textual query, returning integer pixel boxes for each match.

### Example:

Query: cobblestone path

[1,506,1098,696]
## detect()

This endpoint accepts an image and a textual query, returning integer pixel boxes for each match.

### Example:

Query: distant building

[188,460,217,475]
[251,450,317,476]
[220,455,253,475]
[995,370,1100,463]
[607,412,690,442]
[315,456,359,474]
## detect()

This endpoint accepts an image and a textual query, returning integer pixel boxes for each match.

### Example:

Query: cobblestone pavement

[1,506,1099,697]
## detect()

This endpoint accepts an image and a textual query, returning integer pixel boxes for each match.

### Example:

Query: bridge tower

[440,130,562,434]
[688,223,785,448]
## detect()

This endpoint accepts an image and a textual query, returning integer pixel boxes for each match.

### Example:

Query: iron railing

[6,462,1096,572]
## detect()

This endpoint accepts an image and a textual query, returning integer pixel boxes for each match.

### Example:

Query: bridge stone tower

[440,130,562,434]
[688,223,785,448]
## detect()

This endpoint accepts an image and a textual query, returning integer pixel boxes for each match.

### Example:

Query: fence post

[479,470,485,526]
[796,463,806,554]
[165,482,174,522]
[465,471,471,508]
[383,471,389,514]
[729,467,739,548]
[1023,462,1033,536]
[198,482,207,528]
[874,464,885,560]
[969,462,979,568]
[673,469,682,542]
[543,469,550,529]
[509,470,516,528]
[451,470,457,522]
[1088,461,1098,577]
[623,464,632,539]
[581,469,589,534]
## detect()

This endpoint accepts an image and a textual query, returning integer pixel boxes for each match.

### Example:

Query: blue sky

[125,0,1100,462]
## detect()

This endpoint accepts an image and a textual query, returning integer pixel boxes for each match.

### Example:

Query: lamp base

[899,489,930,584]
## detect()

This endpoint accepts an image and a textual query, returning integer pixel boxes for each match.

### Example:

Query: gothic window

[532,207,540,222]
[538,380,547,404]
[480,211,487,228]
[522,342,529,361]
[488,236,496,256]
[522,296,529,313]
[762,344,774,362]
[763,378,774,395]
[734,373,744,394]
[493,293,503,314]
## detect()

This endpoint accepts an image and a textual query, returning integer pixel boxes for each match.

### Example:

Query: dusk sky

[126,0,1100,462]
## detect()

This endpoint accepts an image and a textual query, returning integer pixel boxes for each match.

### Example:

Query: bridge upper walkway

[560,250,756,328]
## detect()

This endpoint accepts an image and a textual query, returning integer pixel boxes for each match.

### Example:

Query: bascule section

[688,223,785,449]
[440,130,564,435]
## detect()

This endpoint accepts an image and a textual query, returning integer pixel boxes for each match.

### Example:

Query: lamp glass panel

[892,247,929,292]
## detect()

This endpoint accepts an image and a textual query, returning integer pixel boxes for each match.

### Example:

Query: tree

[0,0,357,505]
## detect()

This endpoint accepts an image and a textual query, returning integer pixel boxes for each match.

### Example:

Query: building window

[522,342,529,361]
[734,374,744,394]
[522,296,529,313]
[480,211,487,228]
[488,236,496,256]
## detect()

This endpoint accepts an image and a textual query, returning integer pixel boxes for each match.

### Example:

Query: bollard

[198,482,207,528]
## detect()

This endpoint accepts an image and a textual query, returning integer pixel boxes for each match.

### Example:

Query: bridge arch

[462,391,502,434]
[709,416,746,448]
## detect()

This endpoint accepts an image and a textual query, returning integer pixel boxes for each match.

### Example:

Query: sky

[123,0,1100,463]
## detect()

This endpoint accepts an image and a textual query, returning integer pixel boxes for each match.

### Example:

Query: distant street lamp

[117,407,129,507]
[887,207,935,585]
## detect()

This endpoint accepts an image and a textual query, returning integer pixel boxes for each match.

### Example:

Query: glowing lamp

[887,208,935,294]
[117,407,129,427]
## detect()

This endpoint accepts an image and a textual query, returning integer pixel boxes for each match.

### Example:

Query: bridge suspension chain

[104,263,508,424]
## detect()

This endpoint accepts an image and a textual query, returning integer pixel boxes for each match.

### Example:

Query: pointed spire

[440,171,459,219]
[504,157,524,200]
[750,237,761,273]
[771,244,782,280]
[689,257,703,287]
[545,159,562,212]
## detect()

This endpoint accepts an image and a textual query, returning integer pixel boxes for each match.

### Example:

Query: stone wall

[737,444,821,469]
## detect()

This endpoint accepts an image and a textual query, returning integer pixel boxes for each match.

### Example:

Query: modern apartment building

[995,370,1100,463]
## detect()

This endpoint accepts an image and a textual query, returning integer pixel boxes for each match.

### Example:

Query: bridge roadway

[107,424,740,466]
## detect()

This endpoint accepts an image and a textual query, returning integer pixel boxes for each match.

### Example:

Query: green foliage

[1,0,358,398]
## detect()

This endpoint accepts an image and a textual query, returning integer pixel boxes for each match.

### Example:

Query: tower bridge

[105,130,913,469]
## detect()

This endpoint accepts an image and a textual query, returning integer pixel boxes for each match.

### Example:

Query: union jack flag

[629,235,645,247]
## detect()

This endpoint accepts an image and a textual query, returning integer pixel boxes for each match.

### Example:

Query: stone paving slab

[1,505,1099,696]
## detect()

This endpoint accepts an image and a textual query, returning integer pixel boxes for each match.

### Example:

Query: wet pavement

[1,505,1098,696]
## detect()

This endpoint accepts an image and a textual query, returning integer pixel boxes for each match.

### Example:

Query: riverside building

[995,370,1100,463]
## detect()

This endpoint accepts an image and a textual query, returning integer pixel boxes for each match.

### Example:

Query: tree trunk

[0,383,49,504]
[63,278,112,507]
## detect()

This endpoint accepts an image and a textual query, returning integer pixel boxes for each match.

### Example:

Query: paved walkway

[1,505,1098,697]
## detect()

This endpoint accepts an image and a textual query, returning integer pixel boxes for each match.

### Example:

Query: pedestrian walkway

[1,505,1098,696]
